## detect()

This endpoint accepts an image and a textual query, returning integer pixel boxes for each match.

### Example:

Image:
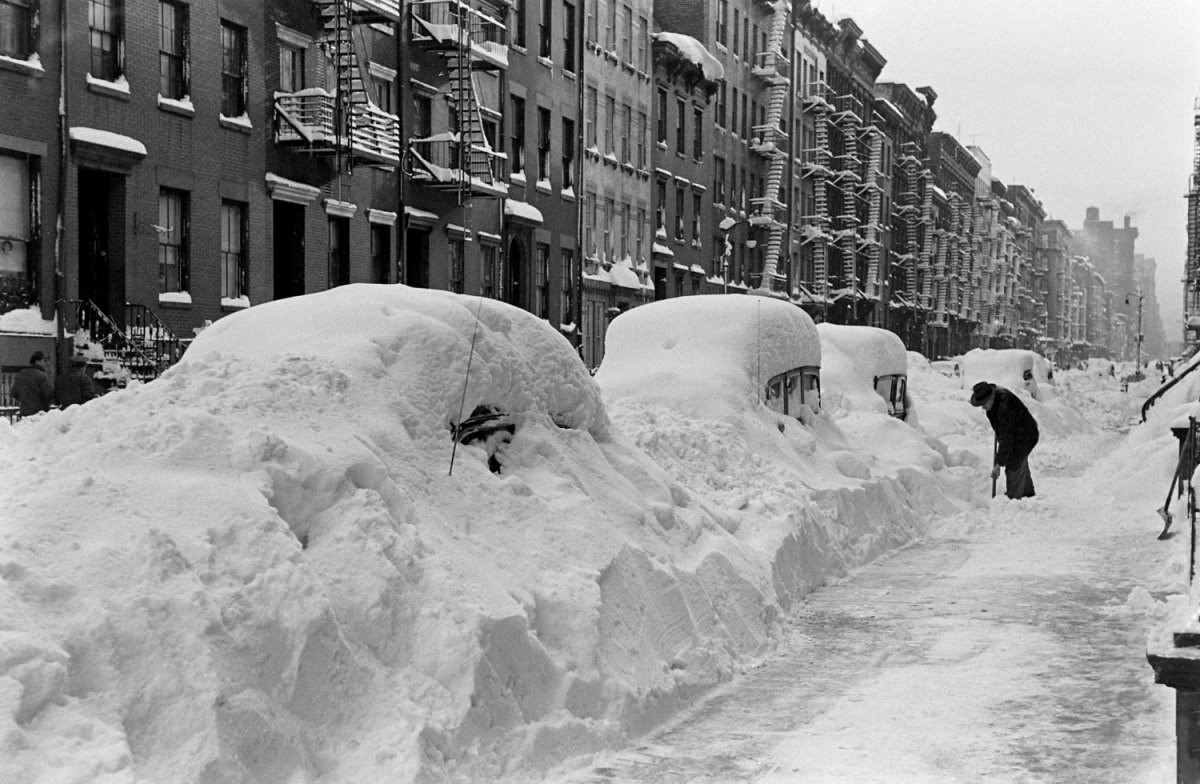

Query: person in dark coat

[970,380,1039,499]
[55,353,95,408]
[10,350,54,417]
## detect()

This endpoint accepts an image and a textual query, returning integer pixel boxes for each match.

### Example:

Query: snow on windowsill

[86,73,130,95]
[0,52,43,75]
[219,113,254,131]
[159,291,193,306]
[158,94,196,115]
[221,296,250,311]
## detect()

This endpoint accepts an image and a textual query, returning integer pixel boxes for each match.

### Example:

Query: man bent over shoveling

[970,381,1040,499]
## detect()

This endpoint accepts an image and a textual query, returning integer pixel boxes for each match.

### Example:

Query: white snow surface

[0,285,1187,783]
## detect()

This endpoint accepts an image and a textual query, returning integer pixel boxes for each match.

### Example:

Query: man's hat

[969,381,996,407]
[70,353,88,365]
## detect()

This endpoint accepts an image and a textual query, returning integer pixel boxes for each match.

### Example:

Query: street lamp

[1125,288,1145,380]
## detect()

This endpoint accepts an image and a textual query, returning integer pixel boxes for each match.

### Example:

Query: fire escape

[891,142,923,315]
[1187,93,1200,352]
[829,94,863,305]
[799,81,833,312]
[748,0,792,296]
[274,0,403,169]
[859,121,884,311]
[406,0,509,200]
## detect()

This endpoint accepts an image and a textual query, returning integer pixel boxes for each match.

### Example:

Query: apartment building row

[0,0,1156,379]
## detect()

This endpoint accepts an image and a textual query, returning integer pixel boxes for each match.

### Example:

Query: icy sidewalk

[550,433,1180,784]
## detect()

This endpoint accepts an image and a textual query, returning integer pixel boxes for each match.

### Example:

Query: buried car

[817,323,911,420]
[596,294,821,421]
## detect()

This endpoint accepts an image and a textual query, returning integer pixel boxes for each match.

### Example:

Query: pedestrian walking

[54,353,95,408]
[970,380,1039,499]
[10,350,54,417]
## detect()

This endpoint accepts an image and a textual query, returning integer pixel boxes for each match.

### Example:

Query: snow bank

[961,347,1049,400]
[0,284,1134,783]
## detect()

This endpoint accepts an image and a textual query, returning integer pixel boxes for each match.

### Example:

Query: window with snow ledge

[159,291,193,307]
[221,296,250,311]
[219,113,253,133]
[0,52,43,77]
[86,73,131,101]
[158,95,195,117]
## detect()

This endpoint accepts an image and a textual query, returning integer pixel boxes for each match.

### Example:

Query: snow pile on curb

[0,287,1106,783]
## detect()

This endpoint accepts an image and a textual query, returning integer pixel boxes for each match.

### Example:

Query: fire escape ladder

[750,0,791,295]
[862,128,882,300]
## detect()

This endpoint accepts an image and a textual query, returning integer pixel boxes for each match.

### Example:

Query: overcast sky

[818,0,1200,340]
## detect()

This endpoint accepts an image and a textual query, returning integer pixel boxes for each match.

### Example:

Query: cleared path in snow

[554,432,1178,783]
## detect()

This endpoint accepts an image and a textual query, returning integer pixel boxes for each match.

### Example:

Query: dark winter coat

[10,366,53,416]
[985,386,1039,467]
[55,367,95,407]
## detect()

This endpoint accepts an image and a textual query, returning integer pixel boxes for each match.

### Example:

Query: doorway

[507,238,524,308]
[273,201,306,298]
[77,168,125,323]
[404,227,429,287]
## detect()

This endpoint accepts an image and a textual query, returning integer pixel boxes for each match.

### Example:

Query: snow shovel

[991,436,999,499]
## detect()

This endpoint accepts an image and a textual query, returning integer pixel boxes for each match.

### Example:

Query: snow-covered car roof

[817,323,908,414]
[596,294,820,417]
[184,283,609,438]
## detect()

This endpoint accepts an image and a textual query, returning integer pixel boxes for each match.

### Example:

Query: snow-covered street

[554,430,1179,783]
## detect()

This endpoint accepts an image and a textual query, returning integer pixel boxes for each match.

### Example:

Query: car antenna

[449,293,486,476]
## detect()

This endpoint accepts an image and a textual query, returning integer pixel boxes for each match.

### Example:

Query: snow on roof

[653,32,725,82]
[68,126,147,156]
[816,323,907,415]
[504,198,544,224]
[596,295,819,419]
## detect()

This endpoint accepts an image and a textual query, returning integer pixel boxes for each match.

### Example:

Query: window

[620,204,630,256]
[414,94,432,138]
[560,249,575,323]
[220,20,247,117]
[693,106,703,159]
[585,192,596,255]
[585,0,596,42]
[510,94,525,175]
[656,88,667,143]
[741,91,748,138]
[328,216,349,288]
[0,0,33,58]
[731,87,738,136]
[448,237,464,293]
[635,208,645,260]
[482,244,500,298]
[89,0,122,81]
[714,155,725,204]
[158,188,188,293]
[732,8,739,57]
[692,192,701,240]
[603,197,614,257]
[512,0,527,48]
[636,111,647,167]
[220,200,247,299]
[562,2,576,72]
[674,185,685,241]
[535,243,550,317]
[561,117,575,188]
[742,16,749,61]
[539,0,551,58]
[537,106,551,183]
[675,97,685,151]
[620,5,632,62]
[604,94,615,154]
[716,0,728,46]
[637,16,648,71]
[373,75,393,114]
[655,180,666,234]
[716,82,726,129]
[370,223,390,283]
[279,41,304,93]
[0,153,30,276]
[158,2,188,99]
[620,103,631,163]
[585,86,597,147]
[605,0,616,49]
